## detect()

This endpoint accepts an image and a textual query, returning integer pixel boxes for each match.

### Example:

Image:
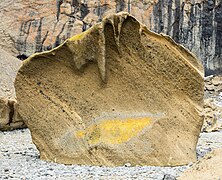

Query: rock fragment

[0,49,25,130]
[178,148,222,180]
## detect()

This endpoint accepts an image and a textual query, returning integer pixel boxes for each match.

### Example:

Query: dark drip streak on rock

[128,0,131,14]
[215,1,222,56]
[187,3,195,49]
[16,20,32,56]
[35,18,43,53]
[116,0,125,13]
[153,0,163,33]
[97,0,101,21]
[173,0,180,43]
[167,0,172,35]
[80,3,89,20]
[179,2,185,43]
[56,0,63,21]
[7,100,14,125]
[55,22,67,47]
[201,0,214,46]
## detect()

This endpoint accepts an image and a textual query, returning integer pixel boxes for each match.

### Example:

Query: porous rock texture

[178,148,222,180]
[0,0,221,74]
[15,13,204,167]
[0,49,25,130]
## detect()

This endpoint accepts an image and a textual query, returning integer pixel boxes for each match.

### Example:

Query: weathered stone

[203,76,222,132]
[179,148,222,179]
[0,0,221,73]
[205,84,215,91]
[0,97,10,129]
[212,76,222,86]
[15,13,204,166]
[0,49,25,130]
[0,49,21,99]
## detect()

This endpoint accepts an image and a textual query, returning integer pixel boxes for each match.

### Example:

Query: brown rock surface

[0,0,221,74]
[0,49,25,130]
[0,98,10,129]
[202,97,222,132]
[15,13,204,166]
[202,76,222,132]
[178,148,222,180]
[0,49,21,98]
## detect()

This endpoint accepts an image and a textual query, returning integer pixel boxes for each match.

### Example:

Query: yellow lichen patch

[69,28,91,41]
[75,117,152,145]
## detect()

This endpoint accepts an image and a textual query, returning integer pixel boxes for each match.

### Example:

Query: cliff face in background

[0,0,221,75]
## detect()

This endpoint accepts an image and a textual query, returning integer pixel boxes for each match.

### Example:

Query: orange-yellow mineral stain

[75,117,152,145]
[69,28,91,41]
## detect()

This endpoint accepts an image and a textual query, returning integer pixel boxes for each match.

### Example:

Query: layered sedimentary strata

[15,13,204,166]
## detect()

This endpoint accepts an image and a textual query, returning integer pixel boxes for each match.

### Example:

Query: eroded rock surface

[0,0,221,73]
[179,148,222,180]
[15,13,204,167]
[202,76,222,132]
[0,49,25,130]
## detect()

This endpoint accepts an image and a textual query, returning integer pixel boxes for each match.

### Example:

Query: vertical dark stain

[80,3,89,20]
[128,0,131,14]
[35,18,43,53]
[201,0,214,47]
[186,3,195,50]
[56,0,63,21]
[214,0,222,74]
[7,100,14,125]
[115,0,125,13]
[172,0,181,43]
[41,31,49,50]
[153,0,164,34]
[167,0,173,35]
[82,22,87,32]
[153,1,159,33]
[179,2,185,43]
[54,22,66,47]
[16,20,32,55]
[215,1,222,56]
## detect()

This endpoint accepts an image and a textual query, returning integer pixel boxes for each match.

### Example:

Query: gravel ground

[1,129,222,180]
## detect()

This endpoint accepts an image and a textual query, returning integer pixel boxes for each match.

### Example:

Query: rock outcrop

[202,75,222,132]
[0,0,221,74]
[178,148,222,179]
[0,49,25,130]
[0,98,25,131]
[15,13,204,166]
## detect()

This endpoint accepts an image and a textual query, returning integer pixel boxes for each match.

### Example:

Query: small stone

[124,163,131,167]
[163,174,176,180]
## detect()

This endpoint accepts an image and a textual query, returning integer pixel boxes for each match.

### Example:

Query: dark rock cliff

[0,0,221,75]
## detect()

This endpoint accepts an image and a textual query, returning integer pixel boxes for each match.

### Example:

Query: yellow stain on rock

[75,117,152,145]
[69,28,91,41]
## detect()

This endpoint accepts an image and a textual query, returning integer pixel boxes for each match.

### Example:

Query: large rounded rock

[15,13,204,166]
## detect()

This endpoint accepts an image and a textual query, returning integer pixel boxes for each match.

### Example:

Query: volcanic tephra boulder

[15,12,204,166]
